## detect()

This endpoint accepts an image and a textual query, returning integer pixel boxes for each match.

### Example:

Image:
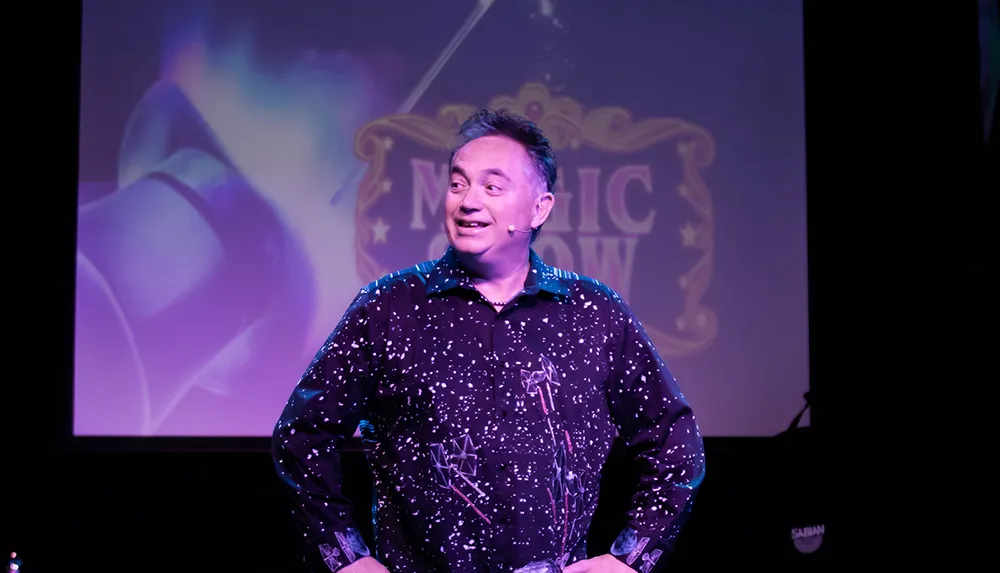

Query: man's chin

[448,237,494,259]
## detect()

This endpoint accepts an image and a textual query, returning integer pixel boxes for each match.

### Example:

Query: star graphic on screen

[372,217,390,244]
[679,222,697,246]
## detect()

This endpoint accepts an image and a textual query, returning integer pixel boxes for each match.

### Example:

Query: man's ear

[531,192,555,229]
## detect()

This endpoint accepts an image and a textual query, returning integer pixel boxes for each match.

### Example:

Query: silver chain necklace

[482,291,520,307]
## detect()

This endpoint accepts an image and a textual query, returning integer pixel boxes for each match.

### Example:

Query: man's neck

[458,250,531,301]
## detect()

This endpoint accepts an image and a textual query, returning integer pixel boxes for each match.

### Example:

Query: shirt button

[497,462,507,471]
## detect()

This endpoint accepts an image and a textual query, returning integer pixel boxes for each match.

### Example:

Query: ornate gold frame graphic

[352,83,717,357]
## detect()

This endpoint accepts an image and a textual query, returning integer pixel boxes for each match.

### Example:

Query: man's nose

[459,186,486,210]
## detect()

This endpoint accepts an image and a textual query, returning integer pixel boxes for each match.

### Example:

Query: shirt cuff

[314,527,372,572]
[609,525,670,573]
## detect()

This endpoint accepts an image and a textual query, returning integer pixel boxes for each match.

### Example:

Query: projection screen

[75,0,809,438]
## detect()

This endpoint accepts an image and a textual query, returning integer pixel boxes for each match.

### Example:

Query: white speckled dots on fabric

[272,248,705,573]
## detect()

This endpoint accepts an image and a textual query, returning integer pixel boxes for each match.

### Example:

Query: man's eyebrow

[483,168,511,181]
[450,165,512,182]
[450,165,469,180]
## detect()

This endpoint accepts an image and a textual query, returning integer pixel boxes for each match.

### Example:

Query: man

[272,109,705,573]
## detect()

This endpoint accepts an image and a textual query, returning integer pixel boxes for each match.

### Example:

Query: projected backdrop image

[75,0,808,437]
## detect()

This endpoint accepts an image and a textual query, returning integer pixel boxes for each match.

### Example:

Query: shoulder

[356,257,440,300]
[544,263,628,307]
[544,266,647,342]
[538,263,637,330]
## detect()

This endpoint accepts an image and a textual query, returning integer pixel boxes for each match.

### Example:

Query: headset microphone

[508,224,533,234]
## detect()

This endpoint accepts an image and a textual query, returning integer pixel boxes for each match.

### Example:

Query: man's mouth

[456,220,490,228]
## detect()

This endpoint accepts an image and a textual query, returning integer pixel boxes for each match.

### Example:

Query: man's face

[445,135,553,263]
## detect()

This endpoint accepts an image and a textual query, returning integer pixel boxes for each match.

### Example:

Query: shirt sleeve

[271,287,380,572]
[605,302,706,573]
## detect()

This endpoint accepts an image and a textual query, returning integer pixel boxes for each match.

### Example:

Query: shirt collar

[425,247,570,298]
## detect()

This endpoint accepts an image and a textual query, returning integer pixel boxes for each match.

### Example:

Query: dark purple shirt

[272,248,705,573]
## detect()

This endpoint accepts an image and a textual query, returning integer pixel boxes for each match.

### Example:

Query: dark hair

[449,109,559,241]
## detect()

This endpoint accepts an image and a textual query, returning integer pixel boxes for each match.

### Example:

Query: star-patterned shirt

[272,247,705,573]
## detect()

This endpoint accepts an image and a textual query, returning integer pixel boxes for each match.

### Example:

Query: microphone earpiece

[507,224,533,234]
[508,224,515,232]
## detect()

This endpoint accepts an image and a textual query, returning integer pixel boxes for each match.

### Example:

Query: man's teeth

[460,221,487,227]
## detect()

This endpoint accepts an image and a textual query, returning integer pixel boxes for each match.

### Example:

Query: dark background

[3,1,991,571]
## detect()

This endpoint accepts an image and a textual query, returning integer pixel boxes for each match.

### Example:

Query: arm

[272,287,381,572]
[604,305,706,573]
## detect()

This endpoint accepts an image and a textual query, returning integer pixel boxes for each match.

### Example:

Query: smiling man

[272,109,706,573]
